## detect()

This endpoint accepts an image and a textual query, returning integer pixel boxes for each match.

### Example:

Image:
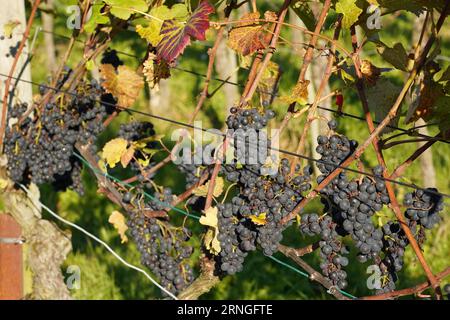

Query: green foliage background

[23,0,450,299]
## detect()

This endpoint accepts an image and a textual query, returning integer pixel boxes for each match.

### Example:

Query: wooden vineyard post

[0,214,23,299]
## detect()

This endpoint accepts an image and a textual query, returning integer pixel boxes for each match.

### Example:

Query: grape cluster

[207,107,312,275]
[404,188,443,229]
[376,188,444,293]
[316,122,388,262]
[226,107,275,130]
[4,79,110,193]
[300,213,349,289]
[127,209,194,296]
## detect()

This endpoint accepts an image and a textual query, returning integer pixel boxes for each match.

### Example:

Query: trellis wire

[32,27,450,144]
[18,183,179,300]
[2,72,449,200]
[73,152,358,300]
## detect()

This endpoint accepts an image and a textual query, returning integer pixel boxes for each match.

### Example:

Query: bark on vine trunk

[0,0,72,300]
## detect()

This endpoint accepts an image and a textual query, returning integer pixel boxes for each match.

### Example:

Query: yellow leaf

[193,177,224,198]
[143,53,171,89]
[101,138,129,168]
[108,210,128,243]
[228,12,272,56]
[99,64,144,108]
[3,20,20,38]
[200,207,221,255]
[0,178,8,190]
[120,146,135,168]
[280,80,310,105]
[249,212,267,225]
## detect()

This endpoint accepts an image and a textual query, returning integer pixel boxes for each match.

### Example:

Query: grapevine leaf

[143,53,171,88]
[249,213,267,226]
[376,41,410,71]
[280,80,310,105]
[101,138,129,168]
[366,78,402,134]
[193,177,224,198]
[228,12,274,56]
[136,4,188,47]
[429,95,450,132]
[438,65,450,82]
[335,0,363,29]
[99,64,144,107]
[103,0,148,20]
[360,59,381,84]
[120,145,135,168]
[290,1,316,31]
[3,20,20,38]
[84,2,109,34]
[0,178,8,191]
[108,210,128,243]
[200,206,221,255]
[405,73,446,125]
[156,0,214,64]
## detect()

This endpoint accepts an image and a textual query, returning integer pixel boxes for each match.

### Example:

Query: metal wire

[31,27,450,144]
[1,73,449,199]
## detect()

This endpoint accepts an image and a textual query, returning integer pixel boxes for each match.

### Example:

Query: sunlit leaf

[101,138,129,168]
[228,12,274,56]
[200,206,221,255]
[108,210,128,243]
[136,4,188,46]
[335,0,363,29]
[280,80,310,105]
[249,212,267,226]
[3,20,20,38]
[99,64,144,107]
[84,2,109,34]
[193,177,224,198]
[104,0,148,20]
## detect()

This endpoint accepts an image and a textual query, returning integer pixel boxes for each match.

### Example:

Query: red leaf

[157,1,214,63]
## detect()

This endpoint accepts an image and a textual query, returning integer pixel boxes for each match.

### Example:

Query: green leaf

[335,0,363,29]
[438,66,450,82]
[366,78,402,134]
[84,2,109,34]
[375,41,410,71]
[290,1,316,31]
[136,4,188,46]
[430,95,450,132]
[103,0,148,20]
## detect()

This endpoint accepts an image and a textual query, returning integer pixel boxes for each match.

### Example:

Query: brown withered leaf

[228,12,274,56]
[360,60,381,85]
[100,64,144,107]
[120,145,135,168]
[143,53,171,89]
[280,80,310,105]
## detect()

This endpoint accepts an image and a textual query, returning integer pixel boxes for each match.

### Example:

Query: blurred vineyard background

[6,0,449,299]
